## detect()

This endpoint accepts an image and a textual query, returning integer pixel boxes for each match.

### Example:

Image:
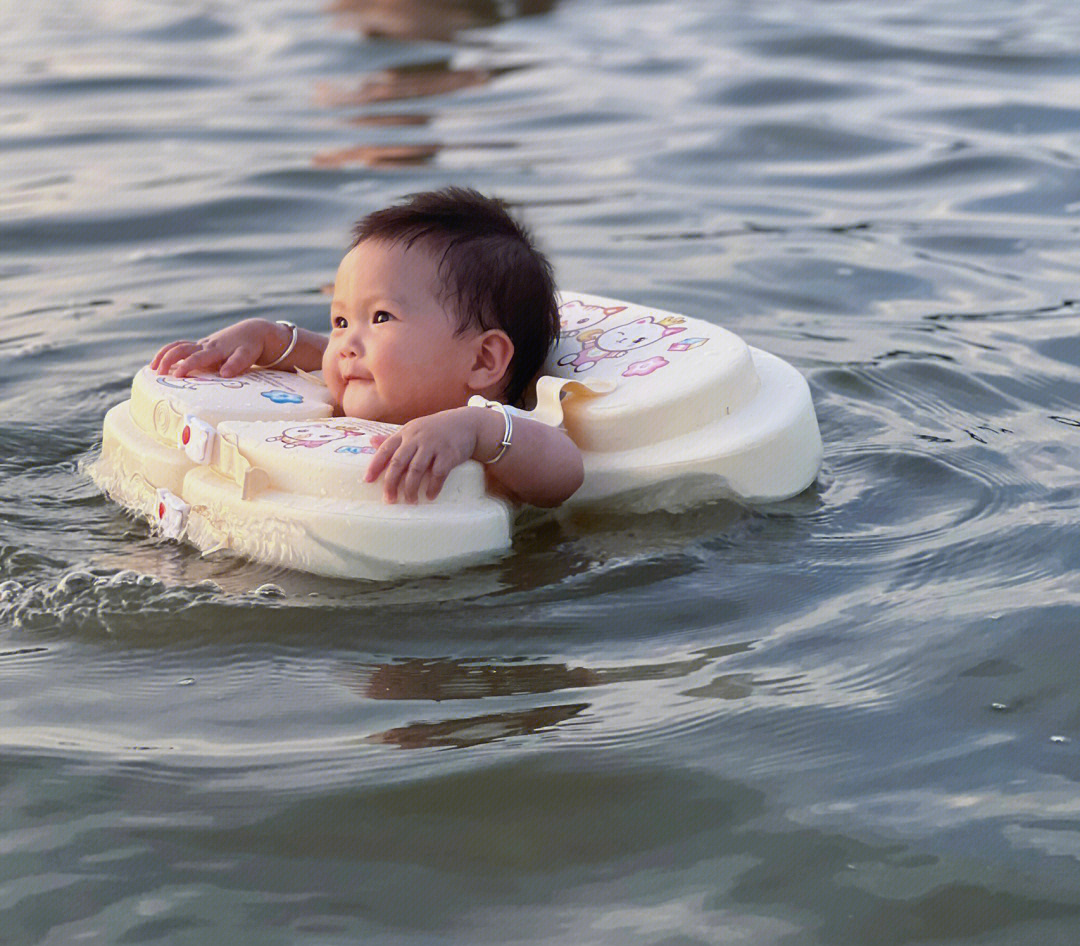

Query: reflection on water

[345,646,765,749]
[354,657,603,700]
[312,142,441,168]
[329,0,558,41]
[314,63,506,108]
[309,61,506,166]
[350,649,754,701]
[367,702,590,749]
[312,3,527,168]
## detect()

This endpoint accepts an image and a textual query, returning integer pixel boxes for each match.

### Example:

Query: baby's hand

[365,409,480,503]
[151,319,282,378]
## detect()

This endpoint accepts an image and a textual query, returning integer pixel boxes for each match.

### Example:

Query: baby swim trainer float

[92,293,823,579]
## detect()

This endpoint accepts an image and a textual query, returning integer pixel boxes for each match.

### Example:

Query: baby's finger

[154,341,197,374]
[381,441,420,504]
[163,343,205,375]
[365,434,401,482]
[219,345,258,378]
[400,448,435,504]
[150,341,179,370]
[425,456,455,500]
[171,346,222,378]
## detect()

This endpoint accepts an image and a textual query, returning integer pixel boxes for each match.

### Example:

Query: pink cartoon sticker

[558,300,627,338]
[557,315,685,373]
[667,337,707,352]
[266,423,367,449]
[623,356,669,377]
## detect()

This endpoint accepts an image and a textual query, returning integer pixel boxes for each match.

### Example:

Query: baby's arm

[366,406,584,507]
[151,319,326,377]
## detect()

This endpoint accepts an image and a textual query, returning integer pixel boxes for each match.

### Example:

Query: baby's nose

[339,330,363,356]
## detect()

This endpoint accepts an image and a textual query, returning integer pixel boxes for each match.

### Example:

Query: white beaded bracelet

[469,397,513,464]
[255,320,298,368]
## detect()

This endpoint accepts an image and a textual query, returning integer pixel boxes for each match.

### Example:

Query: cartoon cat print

[267,423,367,449]
[156,375,246,391]
[558,300,627,338]
[557,315,685,373]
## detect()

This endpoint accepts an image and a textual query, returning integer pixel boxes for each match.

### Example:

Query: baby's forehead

[342,236,470,321]
[337,237,446,290]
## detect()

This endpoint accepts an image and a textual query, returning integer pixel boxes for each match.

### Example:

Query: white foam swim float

[92,292,822,578]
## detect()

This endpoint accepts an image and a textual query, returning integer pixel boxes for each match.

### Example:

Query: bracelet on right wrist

[255,320,298,369]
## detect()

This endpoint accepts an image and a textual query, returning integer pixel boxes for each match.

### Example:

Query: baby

[151,188,583,507]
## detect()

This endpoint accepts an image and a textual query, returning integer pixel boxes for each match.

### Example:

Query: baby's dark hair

[352,187,559,405]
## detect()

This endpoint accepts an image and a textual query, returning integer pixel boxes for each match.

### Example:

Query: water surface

[3,0,1080,943]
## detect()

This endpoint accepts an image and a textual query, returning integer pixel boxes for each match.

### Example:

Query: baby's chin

[337,390,393,423]
[338,400,382,422]
[327,377,375,421]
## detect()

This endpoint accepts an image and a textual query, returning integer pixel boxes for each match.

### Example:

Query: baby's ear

[470,330,514,391]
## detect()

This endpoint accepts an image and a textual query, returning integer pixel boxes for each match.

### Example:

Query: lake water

[4,0,1080,942]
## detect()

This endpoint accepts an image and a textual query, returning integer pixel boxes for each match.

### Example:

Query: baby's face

[323,239,481,423]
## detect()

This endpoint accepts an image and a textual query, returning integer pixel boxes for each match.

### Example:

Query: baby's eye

[332,315,348,329]
[372,310,394,324]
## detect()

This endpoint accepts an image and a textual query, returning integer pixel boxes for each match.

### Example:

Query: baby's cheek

[340,387,366,419]
[321,349,336,384]
[322,357,345,403]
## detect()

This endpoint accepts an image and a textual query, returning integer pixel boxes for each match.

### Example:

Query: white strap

[526,375,614,428]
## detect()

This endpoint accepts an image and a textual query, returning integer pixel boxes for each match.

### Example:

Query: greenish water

[4,0,1080,943]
